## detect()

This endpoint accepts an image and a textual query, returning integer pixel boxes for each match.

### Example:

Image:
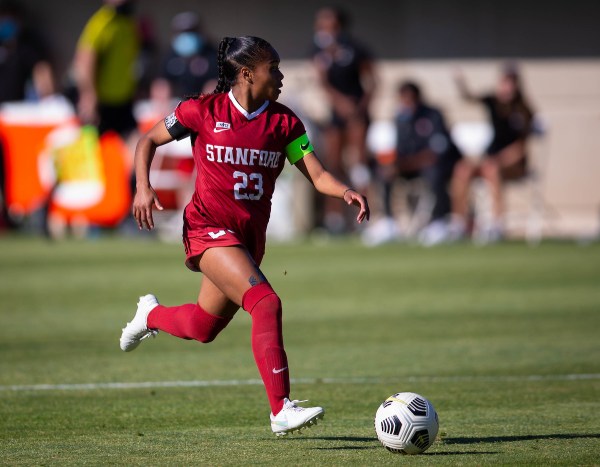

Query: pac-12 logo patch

[165,112,178,129]
[214,122,231,133]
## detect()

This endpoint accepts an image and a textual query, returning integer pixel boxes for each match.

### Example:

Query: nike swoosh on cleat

[272,367,288,374]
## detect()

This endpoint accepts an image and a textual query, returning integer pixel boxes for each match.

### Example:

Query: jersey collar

[228,90,269,120]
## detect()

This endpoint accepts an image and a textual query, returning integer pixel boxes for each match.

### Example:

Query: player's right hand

[132,185,164,230]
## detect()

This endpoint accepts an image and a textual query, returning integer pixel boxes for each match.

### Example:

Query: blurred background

[1,0,599,244]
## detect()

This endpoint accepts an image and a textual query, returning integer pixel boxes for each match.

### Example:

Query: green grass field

[1,235,599,465]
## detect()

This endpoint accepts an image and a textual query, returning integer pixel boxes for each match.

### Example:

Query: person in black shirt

[363,81,461,246]
[160,12,218,98]
[450,64,534,241]
[395,82,461,221]
[311,6,376,233]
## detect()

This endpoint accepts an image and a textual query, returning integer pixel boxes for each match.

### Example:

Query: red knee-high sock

[243,283,289,415]
[147,303,231,343]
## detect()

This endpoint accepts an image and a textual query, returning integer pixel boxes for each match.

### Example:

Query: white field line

[0,374,598,393]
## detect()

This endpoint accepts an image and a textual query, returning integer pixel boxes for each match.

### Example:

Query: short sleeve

[164,109,189,140]
[481,95,495,109]
[77,7,112,52]
[429,109,448,135]
[166,99,202,140]
[175,98,202,129]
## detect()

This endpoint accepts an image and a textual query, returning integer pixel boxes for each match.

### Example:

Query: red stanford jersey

[167,91,313,256]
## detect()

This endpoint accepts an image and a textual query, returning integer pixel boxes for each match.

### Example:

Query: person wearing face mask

[311,6,376,234]
[161,12,218,99]
[363,81,461,246]
[73,0,140,137]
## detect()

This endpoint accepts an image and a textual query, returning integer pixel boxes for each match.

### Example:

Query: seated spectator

[363,81,461,246]
[448,64,535,242]
[0,0,55,230]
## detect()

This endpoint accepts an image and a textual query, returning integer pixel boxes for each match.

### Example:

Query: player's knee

[190,306,231,344]
[257,293,282,320]
[242,282,281,317]
[197,333,216,344]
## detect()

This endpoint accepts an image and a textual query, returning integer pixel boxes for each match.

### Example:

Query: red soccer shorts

[183,225,265,272]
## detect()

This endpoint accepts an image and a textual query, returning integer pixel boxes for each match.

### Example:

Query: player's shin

[147,303,231,343]
[243,283,289,415]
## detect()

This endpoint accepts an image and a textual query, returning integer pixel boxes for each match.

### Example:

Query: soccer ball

[374,392,439,454]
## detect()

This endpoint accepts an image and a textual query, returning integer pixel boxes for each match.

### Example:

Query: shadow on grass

[284,436,377,450]
[313,446,378,451]
[315,447,500,454]
[286,436,374,443]
[285,436,503,454]
[443,433,600,444]
[425,451,499,456]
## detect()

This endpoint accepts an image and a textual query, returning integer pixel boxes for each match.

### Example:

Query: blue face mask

[172,32,203,57]
[0,18,18,42]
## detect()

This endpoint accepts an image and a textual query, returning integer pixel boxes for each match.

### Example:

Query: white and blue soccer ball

[374,392,439,454]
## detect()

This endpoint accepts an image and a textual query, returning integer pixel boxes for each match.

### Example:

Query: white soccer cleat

[119,294,160,352]
[270,398,325,436]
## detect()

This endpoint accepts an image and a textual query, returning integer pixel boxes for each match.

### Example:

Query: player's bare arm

[295,152,370,223]
[132,120,173,230]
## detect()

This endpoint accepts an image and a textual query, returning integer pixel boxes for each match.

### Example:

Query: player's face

[251,48,284,102]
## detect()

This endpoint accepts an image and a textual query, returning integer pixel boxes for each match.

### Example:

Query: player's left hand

[344,189,370,224]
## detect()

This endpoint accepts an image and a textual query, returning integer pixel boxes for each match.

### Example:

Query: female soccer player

[120,36,369,436]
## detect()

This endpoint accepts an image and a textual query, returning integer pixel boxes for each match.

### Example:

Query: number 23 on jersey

[233,171,264,200]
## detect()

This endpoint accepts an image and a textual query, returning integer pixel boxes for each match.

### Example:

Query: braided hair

[213,36,274,94]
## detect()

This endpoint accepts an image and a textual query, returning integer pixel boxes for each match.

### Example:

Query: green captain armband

[285,133,314,164]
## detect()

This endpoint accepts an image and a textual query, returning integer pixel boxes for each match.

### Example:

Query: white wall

[278,58,600,239]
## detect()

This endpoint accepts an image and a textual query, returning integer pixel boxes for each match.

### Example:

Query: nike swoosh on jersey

[272,367,288,374]
[213,128,231,133]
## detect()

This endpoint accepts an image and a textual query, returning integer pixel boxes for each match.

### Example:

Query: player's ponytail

[212,36,274,94]
[213,37,235,94]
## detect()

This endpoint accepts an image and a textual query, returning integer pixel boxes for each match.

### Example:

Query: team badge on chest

[214,122,231,133]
